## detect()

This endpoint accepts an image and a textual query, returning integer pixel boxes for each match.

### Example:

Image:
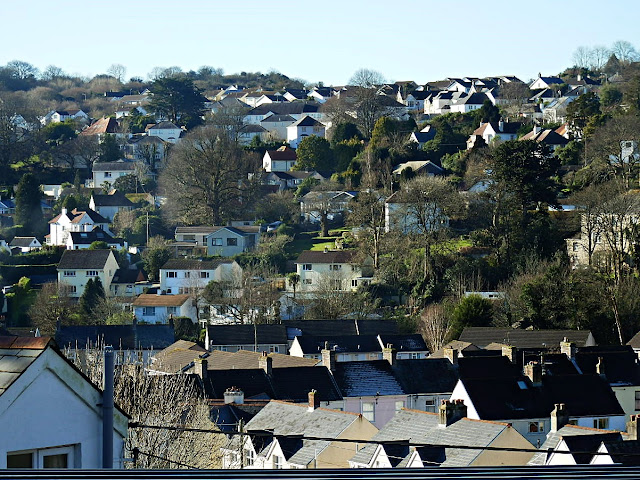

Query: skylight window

[517,381,528,390]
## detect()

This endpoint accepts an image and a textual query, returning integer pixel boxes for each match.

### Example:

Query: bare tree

[107,64,127,83]
[419,303,451,352]
[572,46,592,69]
[569,183,607,266]
[68,347,224,469]
[590,45,611,71]
[349,68,385,88]
[611,40,639,64]
[348,189,386,269]
[28,282,77,334]
[159,125,258,225]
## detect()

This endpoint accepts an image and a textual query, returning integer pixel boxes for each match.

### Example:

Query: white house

[40,109,88,126]
[159,258,242,295]
[295,249,374,292]
[47,208,111,247]
[449,92,492,114]
[384,191,449,234]
[262,146,297,172]
[467,120,521,148]
[0,237,11,255]
[260,114,296,141]
[92,161,137,189]
[57,249,120,297]
[204,227,259,257]
[89,191,134,222]
[286,116,326,149]
[9,236,42,253]
[132,293,196,324]
[0,336,128,469]
[66,228,126,251]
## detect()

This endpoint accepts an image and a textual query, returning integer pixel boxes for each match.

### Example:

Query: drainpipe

[103,346,114,469]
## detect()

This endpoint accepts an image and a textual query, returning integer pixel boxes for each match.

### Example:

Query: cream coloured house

[295,250,373,292]
[57,249,120,297]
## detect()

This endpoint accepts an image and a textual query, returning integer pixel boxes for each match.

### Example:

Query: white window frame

[166,271,177,278]
[142,306,156,317]
[63,270,76,277]
[7,445,76,469]
[302,264,312,271]
[362,401,375,422]
[86,270,98,276]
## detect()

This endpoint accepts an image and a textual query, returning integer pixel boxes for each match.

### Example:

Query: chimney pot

[550,403,569,432]
[308,389,320,412]
[439,399,467,427]
[259,353,273,376]
[322,347,336,371]
[383,344,396,366]
[194,357,208,380]
[560,338,576,360]
[502,345,517,363]
[224,387,245,405]
[524,361,543,385]
[628,415,639,440]
[443,347,458,364]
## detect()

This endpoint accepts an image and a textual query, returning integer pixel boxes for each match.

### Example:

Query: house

[384,189,449,234]
[244,102,323,125]
[262,146,297,172]
[9,236,42,253]
[110,267,146,297]
[125,135,166,166]
[0,198,15,215]
[408,125,436,147]
[56,322,175,366]
[0,236,10,255]
[449,92,493,114]
[222,398,377,469]
[349,403,534,468]
[591,417,640,465]
[530,74,565,91]
[287,117,326,149]
[449,355,626,445]
[91,160,138,189]
[204,324,288,353]
[0,336,128,468]
[295,250,374,292]
[204,227,259,257]
[80,117,120,140]
[66,227,126,251]
[392,160,444,177]
[262,170,319,191]
[300,190,357,224]
[260,114,296,141]
[239,124,267,145]
[57,249,120,297]
[520,126,569,151]
[47,207,111,246]
[289,334,428,362]
[467,120,521,148]
[89,190,134,221]
[159,258,241,295]
[40,109,88,126]
[132,294,197,324]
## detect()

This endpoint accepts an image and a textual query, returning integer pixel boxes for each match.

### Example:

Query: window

[69,286,76,294]
[63,270,76,277]
[227,237,238,246]
[184,271,191,278]
[424,398,436,413]
[8,446,74,469]
[7,452,33,468]
[273,455,283,469]
[269,345,280,353]
[330,264,342,271]
[410,352,420,359]
[303,279,312,285]
[86,270,98,276]
[142,307,156,316]
[200,271,210,279]
[183,234,195,241]
[167,307,178,315]
[362,402,375,422]
[594,418,609,429]
[166,271,177,278]
[244,448,255,467]
[211,237,223,246]
[529,421,544,433]
[395,400,405,413]
[104,171,112,178]
[351,280,358,288]
[635,391,640,410]
[126,285,133,294]
[572,242,580,252]
[302,264,312,271]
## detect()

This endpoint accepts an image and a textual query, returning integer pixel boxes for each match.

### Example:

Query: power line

[129,422,639,458]
[132,447,201,470]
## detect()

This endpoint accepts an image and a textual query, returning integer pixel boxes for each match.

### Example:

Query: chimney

[194,357,208,380]
[502,345,517,363]
[308,389,320,412]
[560,337,576,360]
[259,351,273,376]
[224,387,245,405]
[321,345,337,372]
[550,403,569,432]
[596,357,606,378]
[524,361,542,385]
[443,347,458,365]
[438,399,466,427]
[498,118,504,132]
[61,207,67,216]
[627,415,639,440]
[383,343,396,366]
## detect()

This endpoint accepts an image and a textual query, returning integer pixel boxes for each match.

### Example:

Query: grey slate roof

[248,102,319,117]
[459,327,593,349]
[206,324,288,345]
[55,324,175,350]
[528,425,621,465]
[57,249,114,270]
[161,258,234,270]
[91,192,134,207]
[392,358,459,394]
[93,161,136,171]
[9,236,38,247]
[367,409,510,467]
[333,360,404,397]
[283,319,399,339]
[245,401,361,466]
[295,250,359,264]
[0,337,49,397]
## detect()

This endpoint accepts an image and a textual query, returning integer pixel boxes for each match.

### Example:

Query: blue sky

[2,0,638,85]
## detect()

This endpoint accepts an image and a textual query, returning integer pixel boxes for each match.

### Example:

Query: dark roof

[209,403,264,433]
[92,161,136,171]
[204,369,275,399]
[91,191,134,207]
[459,327,593,349]
[57,249,115,270]
[112,268,146,284]
[520,129,569,146]
[55,324,175,350]
[283,319,399,339]
[295,250,359,264]
[266,146,297,160]
[207,324,288,346]
[161,258,234,270]
[248,102,319,116]
[294,335,381,354]
[9,236,38,247]
[411,130,437,143]
[68,228,122,246]
[601,439,640,465]
[392,358,459,394]
[457,355,522,380]
[149,121,180,130]
[261,114,296,123]
[271,366,341,401]
[379,334,427,352]
[291,115,323,127]
[574,346,640,385]
[561,433,621,464]
[333,360,404,397]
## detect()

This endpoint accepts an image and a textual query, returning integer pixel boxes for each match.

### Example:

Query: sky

[2,0,639,86]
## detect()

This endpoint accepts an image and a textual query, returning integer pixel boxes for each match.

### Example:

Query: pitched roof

[68,228,122,246]
[148,121,180,130]
[261,114,296,123]
[520,129,569,146]
[206,324,288,345]
[160,258,234,271]
[290,115,324,127]
[600,439,640,466]
[392,160,444,175]
[57,249,115,270]
[392,358,459,394]
[459,327,593,349]
[294,334,381,354]
[91,191,134,207]
[9,236,38,247]
[529,425,621,465]
[295,250,359,264]
[55,324,175,350]
[265,146,297,161]
[247,102,320,117]
[92,161,136,172]
[0,336,51,397]
[283,319,399,338]
[132,294,192,307]
[574,346,640,385]
[81,117,119,135]
[333,360,404,396]
[49,207,109,225]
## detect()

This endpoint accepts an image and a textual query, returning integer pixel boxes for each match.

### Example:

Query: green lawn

[286,230,350,257]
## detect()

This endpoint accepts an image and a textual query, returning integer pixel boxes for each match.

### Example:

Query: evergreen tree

[14,173,43,234]
[99,134,121,162]
[80,278,106,318]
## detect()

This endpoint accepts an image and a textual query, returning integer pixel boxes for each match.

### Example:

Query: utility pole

[239,418,245,469]
[146,211,149,246]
